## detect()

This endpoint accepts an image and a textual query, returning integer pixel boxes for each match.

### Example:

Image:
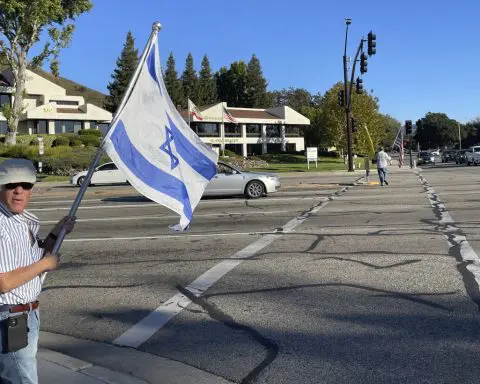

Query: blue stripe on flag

[110,120,193,221]
[166,114,217,181]
[147,45,162,95]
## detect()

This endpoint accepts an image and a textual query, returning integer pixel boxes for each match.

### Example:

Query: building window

[246,124,261,137]
[91,121,109,135]
[0,94,11,108]
[267,143,282,153]
[285,125,303,137]
[247,143,262,156]
[191,122,219,137]
[51,100,79,106]
[266,124,281,137]
[286,143,296,152]
[55,120,83,134]
[33,120,47,134]
[224,123,241,137]
[0,121,7,134]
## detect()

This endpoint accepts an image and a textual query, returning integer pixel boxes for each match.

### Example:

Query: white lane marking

[40,208,309,225]
[417,172,480,292]
[28,196,324,212]
[30,198,103,205]
[113,187,349,348]
[62,231,273,242]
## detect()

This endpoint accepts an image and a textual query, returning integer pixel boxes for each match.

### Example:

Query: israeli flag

[103,37,218,231]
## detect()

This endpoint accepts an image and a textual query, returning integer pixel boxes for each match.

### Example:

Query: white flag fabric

[103,37,218,230]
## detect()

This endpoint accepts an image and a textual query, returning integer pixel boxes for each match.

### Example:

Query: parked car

[204,161,280,198]
[455,150,467,164]
[465,146,480,165]
[441,150,457,163]
[71,161,280,199]
[430,149,440,156]
[417,151,435,165]
[70,162,128,186]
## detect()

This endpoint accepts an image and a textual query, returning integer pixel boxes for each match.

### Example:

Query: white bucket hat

[0,159,37,185]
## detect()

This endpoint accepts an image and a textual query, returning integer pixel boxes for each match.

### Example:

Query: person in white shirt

[374,147,392,186]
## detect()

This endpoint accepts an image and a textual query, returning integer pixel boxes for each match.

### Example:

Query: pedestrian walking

[0,158,75,383]
[374,147,391,186]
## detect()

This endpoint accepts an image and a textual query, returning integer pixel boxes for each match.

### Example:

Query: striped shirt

[0,201,43,304]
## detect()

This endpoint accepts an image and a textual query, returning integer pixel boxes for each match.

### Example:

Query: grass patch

[36,174,69,182]
[245,157,349,172]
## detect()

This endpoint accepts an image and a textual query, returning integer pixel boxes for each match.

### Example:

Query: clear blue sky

[44,0,479,124]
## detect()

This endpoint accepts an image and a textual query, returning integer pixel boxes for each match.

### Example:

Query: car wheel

[77,176,86,186]
[245,180,265,199]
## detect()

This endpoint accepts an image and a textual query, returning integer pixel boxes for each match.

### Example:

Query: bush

[79,135,100,147]
[70,139,83,147]
[41,147,99,176]
[222,149,242,158]
[0,145,37,160]
[52,136,70,146]
[78,129,102,137]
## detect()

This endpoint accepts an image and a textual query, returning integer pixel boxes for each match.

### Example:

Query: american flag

[393,127,404,167]
[223,107,237,123]
[188,99,204,121]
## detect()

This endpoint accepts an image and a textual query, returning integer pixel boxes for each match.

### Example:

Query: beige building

[0,69,112,135]
[182,102,309,156]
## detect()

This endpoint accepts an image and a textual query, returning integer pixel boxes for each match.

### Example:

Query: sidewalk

[39,332,234,384]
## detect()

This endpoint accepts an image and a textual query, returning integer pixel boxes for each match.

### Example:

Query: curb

[38,348,147,384]
[39,332,235,384]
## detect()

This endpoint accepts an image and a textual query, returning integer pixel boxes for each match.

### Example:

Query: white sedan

[70,162,127,186]
[70,161,280,198]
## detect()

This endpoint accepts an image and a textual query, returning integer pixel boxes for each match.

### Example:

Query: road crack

[177,285,279,384]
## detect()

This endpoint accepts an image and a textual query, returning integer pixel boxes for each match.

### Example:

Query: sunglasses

[5,182,34,190]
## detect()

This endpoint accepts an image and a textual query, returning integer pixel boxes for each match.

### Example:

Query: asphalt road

[32,166,480,384]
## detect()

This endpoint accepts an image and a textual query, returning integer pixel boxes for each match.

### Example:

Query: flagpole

[221,103,225,157]
[42,21,163,282]
[392,126,402,149]
[188,99,191,128]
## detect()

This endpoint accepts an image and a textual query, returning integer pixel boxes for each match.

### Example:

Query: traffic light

[368,31,376,56]
[356,77,363,94]
[351,117,357,133]
[405,120,413,135]
[360,53,368,74]
[338,89,345,107]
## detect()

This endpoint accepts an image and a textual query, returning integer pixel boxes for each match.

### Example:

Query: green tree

[181,52,197,107]
[164,52,183,108]
[415,112,459,149]
[215,61,248,107]
[0,0,93,145]
[273,87,322,146]
[318,82,385,155]
[104,31,139,113]
[378,114,401,149]
[196,55,216,106]
[245,54,271,108]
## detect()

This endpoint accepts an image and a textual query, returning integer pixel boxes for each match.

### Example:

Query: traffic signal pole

[343,19,354,172]
[343,19,375,172]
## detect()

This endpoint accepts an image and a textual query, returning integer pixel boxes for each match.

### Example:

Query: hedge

[78,129,102,137]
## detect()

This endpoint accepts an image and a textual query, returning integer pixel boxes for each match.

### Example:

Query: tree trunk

[4,131,17,146]
[6,54,27,146]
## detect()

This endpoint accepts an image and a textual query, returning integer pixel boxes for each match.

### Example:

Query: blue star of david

[160,126,179,170]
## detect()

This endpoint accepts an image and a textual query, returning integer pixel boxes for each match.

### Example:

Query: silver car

[70,161,280,198]
[204,161,280,198]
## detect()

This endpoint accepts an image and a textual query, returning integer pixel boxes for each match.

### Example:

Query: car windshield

[419,152,430,156]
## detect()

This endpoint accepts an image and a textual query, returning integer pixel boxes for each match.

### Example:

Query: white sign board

[306,147,318,169]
